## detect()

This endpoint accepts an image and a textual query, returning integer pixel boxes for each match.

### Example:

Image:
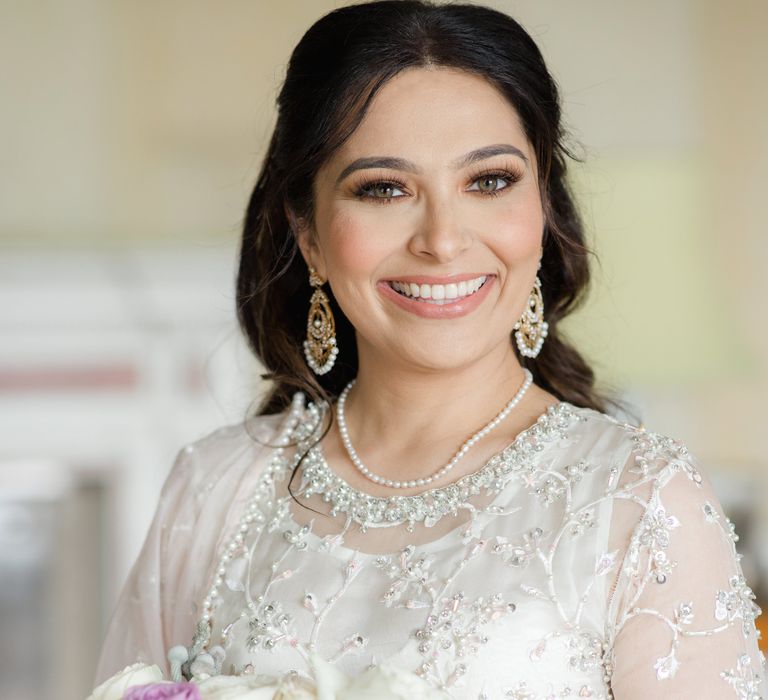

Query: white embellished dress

[95,392,767,699]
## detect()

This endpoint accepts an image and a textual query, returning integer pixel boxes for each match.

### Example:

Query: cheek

[488,190,544,263]
[322,206,396,280]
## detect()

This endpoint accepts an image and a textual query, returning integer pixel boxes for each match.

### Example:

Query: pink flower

[123,682,200,700]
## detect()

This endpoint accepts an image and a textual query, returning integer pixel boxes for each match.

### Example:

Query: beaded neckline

[293,396,584,531]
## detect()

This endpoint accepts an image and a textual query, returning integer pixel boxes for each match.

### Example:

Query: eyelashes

[352,166,525,205]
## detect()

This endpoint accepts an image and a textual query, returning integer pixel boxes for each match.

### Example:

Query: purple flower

[123,682,200,700]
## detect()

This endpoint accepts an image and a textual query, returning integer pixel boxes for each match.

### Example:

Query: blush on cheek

[493,220,543,264]
[325,209,399,282]
[485,189,543,254]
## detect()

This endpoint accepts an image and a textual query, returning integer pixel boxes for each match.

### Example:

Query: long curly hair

[236,0,628,428]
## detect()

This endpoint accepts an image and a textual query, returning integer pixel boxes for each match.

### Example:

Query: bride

[94,1,766,697]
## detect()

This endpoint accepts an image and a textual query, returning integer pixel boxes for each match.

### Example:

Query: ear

[285,203,327,279]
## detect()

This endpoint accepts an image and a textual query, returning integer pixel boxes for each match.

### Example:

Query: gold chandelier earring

[514,275,549,358]
[303,266,338,375]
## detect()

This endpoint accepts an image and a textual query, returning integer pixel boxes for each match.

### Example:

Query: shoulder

[591,408,745,606]
[554,402,718,525]
[562,401,696,477]
[165,391,312,497]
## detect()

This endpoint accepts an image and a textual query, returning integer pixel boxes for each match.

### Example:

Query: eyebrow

[334,143,529,185]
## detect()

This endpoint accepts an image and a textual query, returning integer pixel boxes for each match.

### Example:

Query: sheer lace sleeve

[93,445,201,685]
[604,429,767,698]
[92,412,288,687]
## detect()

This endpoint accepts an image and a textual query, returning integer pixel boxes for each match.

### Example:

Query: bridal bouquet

[87,653,451,700]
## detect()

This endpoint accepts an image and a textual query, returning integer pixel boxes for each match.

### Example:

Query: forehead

[331,66,530,166]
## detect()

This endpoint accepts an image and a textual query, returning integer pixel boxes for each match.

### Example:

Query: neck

[333,338,536,483]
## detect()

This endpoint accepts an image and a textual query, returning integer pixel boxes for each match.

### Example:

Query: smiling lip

[382,272,492,285]
[377,274,495,319]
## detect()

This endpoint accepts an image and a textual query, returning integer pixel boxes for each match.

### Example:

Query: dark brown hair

[236,0,629,430]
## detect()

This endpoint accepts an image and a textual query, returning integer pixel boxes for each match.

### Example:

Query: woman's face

[295,66,544,373]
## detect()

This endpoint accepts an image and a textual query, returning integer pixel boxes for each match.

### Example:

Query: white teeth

[388,275,488,302]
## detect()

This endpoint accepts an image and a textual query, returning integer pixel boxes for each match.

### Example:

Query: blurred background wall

[0,1,766,698]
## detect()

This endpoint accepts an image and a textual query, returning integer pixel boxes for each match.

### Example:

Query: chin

[391,344,487,372]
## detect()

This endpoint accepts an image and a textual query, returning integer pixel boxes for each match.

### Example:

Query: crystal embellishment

[296,401,582,528]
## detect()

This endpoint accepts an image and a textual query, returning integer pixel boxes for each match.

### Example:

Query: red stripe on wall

[0,365,139,391]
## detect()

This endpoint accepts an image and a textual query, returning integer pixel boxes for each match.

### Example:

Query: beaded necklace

[336,369,534,488]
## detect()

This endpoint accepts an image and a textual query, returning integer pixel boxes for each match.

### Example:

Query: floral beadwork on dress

[600,417,765,698]
[162,392,766,699]
[721,653,765,699]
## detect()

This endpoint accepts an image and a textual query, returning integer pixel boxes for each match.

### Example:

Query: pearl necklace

[336,368,533,489]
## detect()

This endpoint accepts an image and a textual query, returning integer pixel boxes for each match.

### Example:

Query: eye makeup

[351,163,525,204]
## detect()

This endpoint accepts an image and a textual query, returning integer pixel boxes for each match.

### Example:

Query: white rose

[86,662,164,700]
[310,653,449,700]
[197,673,316,700]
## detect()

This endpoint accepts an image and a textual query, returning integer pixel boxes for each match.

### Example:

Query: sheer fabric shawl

[94,412,286,683]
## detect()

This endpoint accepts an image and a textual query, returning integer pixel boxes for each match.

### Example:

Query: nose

[407,194,472,263]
